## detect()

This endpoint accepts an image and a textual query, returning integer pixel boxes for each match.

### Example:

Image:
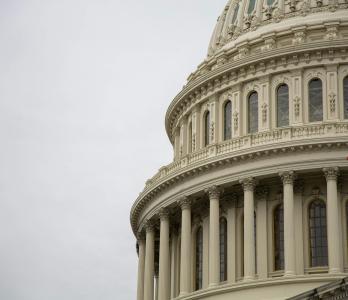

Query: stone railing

[141,121,348,195]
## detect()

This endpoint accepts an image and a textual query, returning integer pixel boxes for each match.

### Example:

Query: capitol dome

[131,0,348,299]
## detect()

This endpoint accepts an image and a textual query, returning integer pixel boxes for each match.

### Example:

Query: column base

[329,268,343,274]
[179,292,189,298]
[284,271,296,277]
[243,275,255,282]
[208,282,219,289]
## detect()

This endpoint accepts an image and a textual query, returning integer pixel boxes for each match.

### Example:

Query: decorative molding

[240,177,257,192]
[159,208,170,220]
[323,167,340,181]
[177,196,191,210]
[279,171,297,184]
[144,219,155,233]
[205,185,222,199]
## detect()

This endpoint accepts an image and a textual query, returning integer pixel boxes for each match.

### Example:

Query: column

[144,221,155,300]
[280,171,296,276]
[137,236,146,300]
[240,177,256,281]
[179,197,191,296]
[227,194,237,284]
[170,230,177,299]
[154,276,159,300]
[323,167,343,273]
[256,187,268,279]
[206,186,221,287]
[158,209,170,300]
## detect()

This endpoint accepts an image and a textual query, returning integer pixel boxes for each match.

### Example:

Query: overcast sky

[0,1,226,299]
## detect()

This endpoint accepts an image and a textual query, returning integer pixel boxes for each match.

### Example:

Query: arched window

[344,76,348,119]
[274,204,284,271]
[224,101,232,140]
[204,111,210,146]
[195,227,203,291]
[309,200,328,267]
[188,121,192,153]
[220,217,228,281]
[277,84,289,127]
[308,78,323,122]
[248,92,258,134]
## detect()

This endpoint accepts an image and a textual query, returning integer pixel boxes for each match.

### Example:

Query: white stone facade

[131,1,348,299]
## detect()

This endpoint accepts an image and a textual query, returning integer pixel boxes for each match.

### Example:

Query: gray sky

[0,1,226,299]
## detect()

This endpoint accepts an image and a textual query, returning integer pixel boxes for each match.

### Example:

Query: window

[188,122,192,153]
[248,92,258,134]
[309,200,328,267]
[277,84,289,127]
[247,0,256,14]
[220,218,228,281]
[308,78,323,122]
[274,204,284,271]
[195,227,203,290]
[204,111,210,146]
[344,76,348,119]
[224,101,232,140]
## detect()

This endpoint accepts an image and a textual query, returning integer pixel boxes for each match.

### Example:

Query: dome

[207,0,348,57]
[131,2,348,300]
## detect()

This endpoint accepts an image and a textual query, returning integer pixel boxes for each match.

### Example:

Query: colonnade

[136,167,342,300]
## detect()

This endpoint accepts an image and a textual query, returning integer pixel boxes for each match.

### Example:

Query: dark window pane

[224,101,232,140]
[309,200,328,267]
[195,227,203,290]
[220,218,228,281]
[188,122,192,153]
[274,204,284,271]
[205,111,210,146]
[344,76,348,119]
[277,84,289,127]
[248,92,258,133]
[248,0,256,14]
[309,79,323,122]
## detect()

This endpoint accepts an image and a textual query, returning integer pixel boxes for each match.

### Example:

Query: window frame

[308,78,324,123]
[248,91,259,134]
[276,84,290,128]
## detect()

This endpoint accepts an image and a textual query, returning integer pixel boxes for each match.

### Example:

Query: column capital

[240,177,257,192]
[177,196,191,210]
[205,185,223,199]
[279,171,297,185]
[323,167,339,181]
[256,186,269,200]
[144,219,155,233]
[159,208,170,221]
[136,232,146,242]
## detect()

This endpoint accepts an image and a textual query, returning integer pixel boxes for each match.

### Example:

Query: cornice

[130,123,348,235]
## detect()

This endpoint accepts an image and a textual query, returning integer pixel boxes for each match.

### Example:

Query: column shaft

[324,167,342,273]
[207,186,221,286]
[241,178,256,280]
[144,225,155,300]
[137,239,146,300]
[179,198,191,295]
[158,211,170,300]
[280,171,296,276]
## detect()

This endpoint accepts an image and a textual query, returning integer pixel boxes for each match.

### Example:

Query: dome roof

[207,0,348,57]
